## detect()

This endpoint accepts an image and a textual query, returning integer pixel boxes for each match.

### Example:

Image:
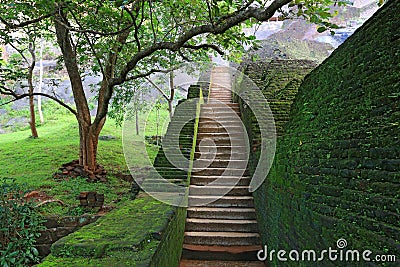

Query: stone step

[185,218,259,232]
[195,146,248,154]
[181,244,262,262]
[202,103,239,107]
[208,98,232,101]
[202,103,239,108]
[191,168,249,176]
[198,125,244,132]
[193,159,248,169]
[199,117,243,123]
[208,100,232,102]
[189,185,251,196]
[209,95,231,97]
[197,132,244,139]
[184,232,260,246]
[194,152,247,160]
[209,88,231,91]
[190,176,251,186]
[209,101,233,104]
[198,126,244,134]
[198,121,244,127]
[200,109,239,114]
[188,196,254,207]
[197,141,246,148]
[200,112,239,116]
[196,141,245,148]
[201,107,240,113]
[199,115,241,120]
[187,207,257,219]
[197,136,245,143]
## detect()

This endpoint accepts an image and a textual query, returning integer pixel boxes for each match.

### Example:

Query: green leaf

[317,26,327,33]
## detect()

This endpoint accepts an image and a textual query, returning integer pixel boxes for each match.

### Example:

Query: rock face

[4,117,29,132]
[244,0,400,265]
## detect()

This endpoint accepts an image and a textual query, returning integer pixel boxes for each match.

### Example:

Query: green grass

[0,101,170,216]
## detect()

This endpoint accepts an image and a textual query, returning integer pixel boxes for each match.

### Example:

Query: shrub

[0,178,45,267]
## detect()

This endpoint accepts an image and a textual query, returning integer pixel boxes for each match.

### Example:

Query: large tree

[0,0,342,173]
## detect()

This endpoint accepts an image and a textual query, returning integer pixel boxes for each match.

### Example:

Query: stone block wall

[242,1,399,266]
[36,215,100,257]
[152,84,201,181]
[237,59,316,178]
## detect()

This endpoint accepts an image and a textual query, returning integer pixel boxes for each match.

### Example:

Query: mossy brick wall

[237,59,316,177]
[149,206,186,267]
[251,1,399,266]
[36,215,100,257]
[152,85,201,181]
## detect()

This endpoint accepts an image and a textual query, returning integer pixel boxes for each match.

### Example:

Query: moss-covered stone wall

[248,1,399,266]
[237,59,316,178]
[38,194,186,267]
[152,84,201,181]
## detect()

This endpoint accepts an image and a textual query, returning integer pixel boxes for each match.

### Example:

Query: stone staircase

[180,67,265,266]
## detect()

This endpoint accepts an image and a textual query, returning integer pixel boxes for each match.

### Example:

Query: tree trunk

[54,10,127,172]
[37,39,44,124]
[78,121,101,171]
[28,42,38,138]
[75,105,106,171]
[55,14,101,171]
[168,71,175,119]
[28,90,38,138]
[135,108,140,135]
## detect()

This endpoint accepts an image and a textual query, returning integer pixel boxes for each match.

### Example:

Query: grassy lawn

[0,101,170,216]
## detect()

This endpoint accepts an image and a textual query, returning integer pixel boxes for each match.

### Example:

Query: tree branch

[149,0,157,43]
[0,90,77,115]
[0,11,56,29]
[68,9,106,77]
[183,43,225,55]
[125,67,179,81]
[144,77,169,101]
[111,0,292,87]
[178,50,191,62]
[124,6,141,51]
[8,42,29,64]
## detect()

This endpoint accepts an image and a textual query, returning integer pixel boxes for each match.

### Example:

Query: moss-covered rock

[38,193,186,267]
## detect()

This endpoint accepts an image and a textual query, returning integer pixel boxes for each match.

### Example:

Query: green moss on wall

[38,194,186,267]
[248,1,399,266]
